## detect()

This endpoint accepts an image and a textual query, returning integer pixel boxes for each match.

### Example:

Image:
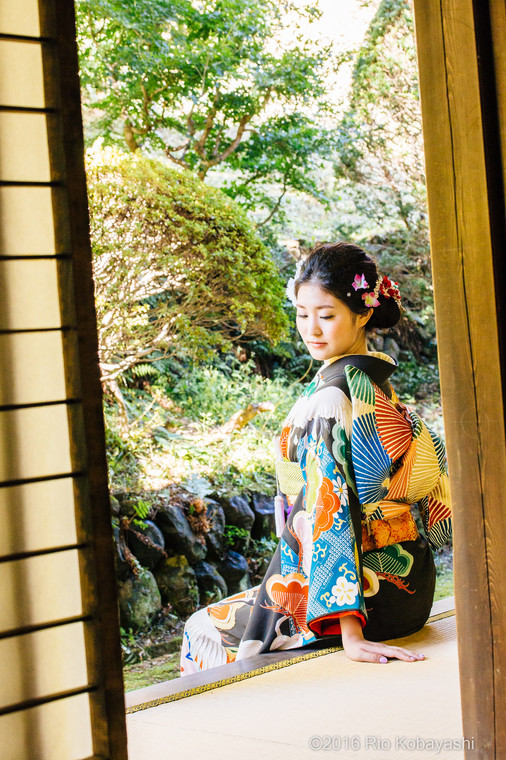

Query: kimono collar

[318,352,397,399]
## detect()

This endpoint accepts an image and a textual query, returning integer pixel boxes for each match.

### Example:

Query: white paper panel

[0,549,84,632]
[0,478,78,556]
[0,259,61,330]
[0,112,50,183]
[0,0,40,37]
[0,187,55,256]
[0,40,44,109]
[0,622,88,709]
[0,331,67,406]
[0,40,45,108]
[0,693,93,760]
[0,404,72,482]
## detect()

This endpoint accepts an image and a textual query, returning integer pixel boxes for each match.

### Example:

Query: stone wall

[112,487,278,631]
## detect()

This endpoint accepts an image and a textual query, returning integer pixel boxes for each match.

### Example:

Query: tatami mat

[127,598,467,760]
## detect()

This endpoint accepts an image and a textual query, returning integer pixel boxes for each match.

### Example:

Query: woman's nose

[308,318,322,336]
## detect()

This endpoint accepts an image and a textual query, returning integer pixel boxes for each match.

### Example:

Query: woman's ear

[357,309,374,329]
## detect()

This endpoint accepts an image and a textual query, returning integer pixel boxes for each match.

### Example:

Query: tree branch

[123,120,141,152]
[164,147,191,170]
[199,112,253,177]
[256,174,289,227]
[193,88,221,160]
[100,323,175,382]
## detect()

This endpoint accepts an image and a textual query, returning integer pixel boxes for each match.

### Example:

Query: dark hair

[294,241,400,331]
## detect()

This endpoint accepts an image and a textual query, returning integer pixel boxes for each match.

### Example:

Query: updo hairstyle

[294,242,401,331]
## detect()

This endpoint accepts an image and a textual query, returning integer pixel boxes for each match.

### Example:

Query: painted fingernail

[379,656,388,663]
[409,656,415,660]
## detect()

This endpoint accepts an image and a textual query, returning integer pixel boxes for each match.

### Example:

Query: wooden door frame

[413,1,506,757]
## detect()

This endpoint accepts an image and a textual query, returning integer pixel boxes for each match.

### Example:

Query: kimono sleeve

[417,470,452,551]
[299,386,367,636]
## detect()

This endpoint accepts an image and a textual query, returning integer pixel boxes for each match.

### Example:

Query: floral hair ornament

[352,273,368,291]
[379,274,402,307]
[361,274,402,309]
[362,289,381,308]
[285,258,305,307]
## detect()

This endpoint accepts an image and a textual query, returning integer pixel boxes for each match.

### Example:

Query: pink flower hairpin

[362,291,381,308]
[352,273,368,291]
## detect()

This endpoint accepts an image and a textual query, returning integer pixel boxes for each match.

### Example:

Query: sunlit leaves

[76,0,334,217]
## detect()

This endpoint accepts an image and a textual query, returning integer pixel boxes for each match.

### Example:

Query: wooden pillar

[413,1,506,757]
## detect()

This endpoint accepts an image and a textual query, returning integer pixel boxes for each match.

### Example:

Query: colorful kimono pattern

[180,352,452,675]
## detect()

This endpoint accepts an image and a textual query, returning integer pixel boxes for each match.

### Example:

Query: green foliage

[334,0,426,238]
[250,533,279,557]
[104,354,301,496]
[329,0,433,323]
[123,651,181,689]
[223,113,334,224]
[76,0,336,218]
[434,547,454,601]
[86,146,288,381]
[358,229,434,330]
[131,364,161,379]
[120,627,142,665]
[223,525,250,548]
[166,357,300,427]
[133,500,151,520]
[393,352,440,403]
[105,423,142,491]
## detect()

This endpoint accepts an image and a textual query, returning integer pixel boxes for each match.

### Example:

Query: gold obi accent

[361,510,419,552]
[275,460,305,504]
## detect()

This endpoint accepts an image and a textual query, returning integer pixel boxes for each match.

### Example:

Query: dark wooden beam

[413,1,506,757]
[37,0,128,757]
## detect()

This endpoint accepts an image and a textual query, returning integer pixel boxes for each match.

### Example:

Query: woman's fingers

[374,644,425,662]
[350,647,387,664]
[357,644,426,663]
[343,637,427,664]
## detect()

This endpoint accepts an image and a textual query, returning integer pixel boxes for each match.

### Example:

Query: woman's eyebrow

[296,304,336,310]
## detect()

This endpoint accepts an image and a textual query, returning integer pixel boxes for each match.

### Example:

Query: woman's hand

[340,614,425,664]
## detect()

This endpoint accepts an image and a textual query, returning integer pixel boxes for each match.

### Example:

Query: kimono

[180,352,452,675]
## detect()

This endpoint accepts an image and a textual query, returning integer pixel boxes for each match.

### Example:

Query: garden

[75,0,453,689]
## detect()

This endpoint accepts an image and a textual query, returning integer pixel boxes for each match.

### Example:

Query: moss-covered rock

[118,568,162,630]
[218,551,250,595]
[193,561,228,605]
[154,555,199,617]
[155,504,207,565]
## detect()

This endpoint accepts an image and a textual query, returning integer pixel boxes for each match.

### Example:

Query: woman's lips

[308,341,326,347]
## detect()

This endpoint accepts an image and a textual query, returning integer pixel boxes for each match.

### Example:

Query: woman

[180,242,452,674]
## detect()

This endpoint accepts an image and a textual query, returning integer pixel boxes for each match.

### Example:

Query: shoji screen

[0,1,127,758]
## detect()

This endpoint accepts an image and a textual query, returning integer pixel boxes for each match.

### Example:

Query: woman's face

[295,282,371,361]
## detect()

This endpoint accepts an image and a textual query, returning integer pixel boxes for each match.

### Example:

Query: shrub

[86,144,289,382]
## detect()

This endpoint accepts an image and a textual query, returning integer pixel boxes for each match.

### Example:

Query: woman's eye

[296,313,307,319]
[320,315,334,320]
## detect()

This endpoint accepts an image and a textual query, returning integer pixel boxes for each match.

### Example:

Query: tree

[76,0,335,218]
[86,144,288,385]
[224,112,332,225]
[333,0,432,322]
[335,0,425,228]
